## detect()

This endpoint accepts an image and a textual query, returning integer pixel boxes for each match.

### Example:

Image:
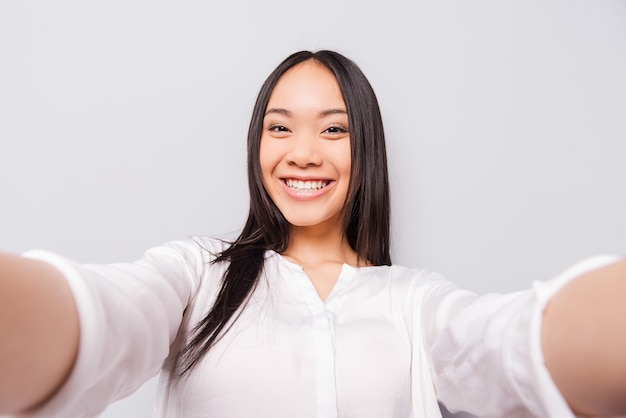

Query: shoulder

[387,264,441,281]
[346,263,450,297]
[384,263,449,295]
[158,236,229,258]
[141,236,230,272]
[349,263,449,310]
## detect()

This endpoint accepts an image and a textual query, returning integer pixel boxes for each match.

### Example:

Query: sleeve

[13,239,218,418]
[420,255,620,418]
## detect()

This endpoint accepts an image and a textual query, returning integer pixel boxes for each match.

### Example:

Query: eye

[269,124,290,132]
[267,124,291,138]
[322,125,349,135]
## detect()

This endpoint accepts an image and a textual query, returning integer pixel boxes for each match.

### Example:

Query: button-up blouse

[15,238,617,418]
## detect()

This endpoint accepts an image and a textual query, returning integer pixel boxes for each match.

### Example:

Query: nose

[286,133,322,167]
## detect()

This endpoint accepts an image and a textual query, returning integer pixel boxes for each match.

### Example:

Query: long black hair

[177,50,391,376]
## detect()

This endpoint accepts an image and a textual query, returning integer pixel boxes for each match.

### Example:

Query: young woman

[1,50,625,418]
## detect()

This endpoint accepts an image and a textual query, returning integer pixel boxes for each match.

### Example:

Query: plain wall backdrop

[1,1,625,417]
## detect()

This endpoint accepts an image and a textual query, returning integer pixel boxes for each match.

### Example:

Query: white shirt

[14,238,618,418]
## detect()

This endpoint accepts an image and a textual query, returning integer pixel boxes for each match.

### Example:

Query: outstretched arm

[0,253,79,414]
[542,257,626,417]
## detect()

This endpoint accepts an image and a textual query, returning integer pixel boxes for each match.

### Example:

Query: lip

[280,175,334,181]
[279,177,335,200]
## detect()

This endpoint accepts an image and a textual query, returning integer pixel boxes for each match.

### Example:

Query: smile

[284,179,331,191]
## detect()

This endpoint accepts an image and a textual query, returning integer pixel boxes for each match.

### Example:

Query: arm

[420,257,621,417]
[542,257,626,417]
[0,239,214,418]
[0,253,79,414]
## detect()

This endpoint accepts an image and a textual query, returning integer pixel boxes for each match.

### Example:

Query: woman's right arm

[0,253,79,414]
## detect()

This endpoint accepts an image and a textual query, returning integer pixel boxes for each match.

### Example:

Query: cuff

[20,250,106,418]
[510,255,620,418]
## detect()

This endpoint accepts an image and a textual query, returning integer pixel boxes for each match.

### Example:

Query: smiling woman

[260,61,352,233]
[179,50,391,380]
[1,50,626,418]
[260,60,358,302]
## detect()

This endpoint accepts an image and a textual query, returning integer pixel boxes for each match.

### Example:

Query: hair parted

[177,50,391,377]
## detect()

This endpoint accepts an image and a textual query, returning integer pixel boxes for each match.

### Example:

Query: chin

[283,213,342,230]
[285,217,326,228]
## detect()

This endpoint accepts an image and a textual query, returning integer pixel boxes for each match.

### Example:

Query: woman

[1,50,625,418]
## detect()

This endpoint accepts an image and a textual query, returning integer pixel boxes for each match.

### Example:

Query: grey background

[1,1,625,417]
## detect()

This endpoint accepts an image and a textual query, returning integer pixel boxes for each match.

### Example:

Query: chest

[175,266,416,417]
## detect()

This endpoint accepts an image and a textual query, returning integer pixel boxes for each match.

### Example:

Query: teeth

[285,179,329,191]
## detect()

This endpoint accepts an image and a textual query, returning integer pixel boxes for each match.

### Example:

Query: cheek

[259,137,278,187]
[336,142,352,182]
[259,138,270,175]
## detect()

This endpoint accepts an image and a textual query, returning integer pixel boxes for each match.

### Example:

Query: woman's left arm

[542,257,626,417]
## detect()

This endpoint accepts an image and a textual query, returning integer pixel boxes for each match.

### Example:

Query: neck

[283,222,361,268]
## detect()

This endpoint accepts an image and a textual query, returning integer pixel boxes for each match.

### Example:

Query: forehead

[266,61,346,111]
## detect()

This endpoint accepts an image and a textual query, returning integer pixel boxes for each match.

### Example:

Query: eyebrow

[265,108,292,117]
[318,108,347,118]
[264,108,348,118]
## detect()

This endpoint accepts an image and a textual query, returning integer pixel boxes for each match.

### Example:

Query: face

[260,61,351,231]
